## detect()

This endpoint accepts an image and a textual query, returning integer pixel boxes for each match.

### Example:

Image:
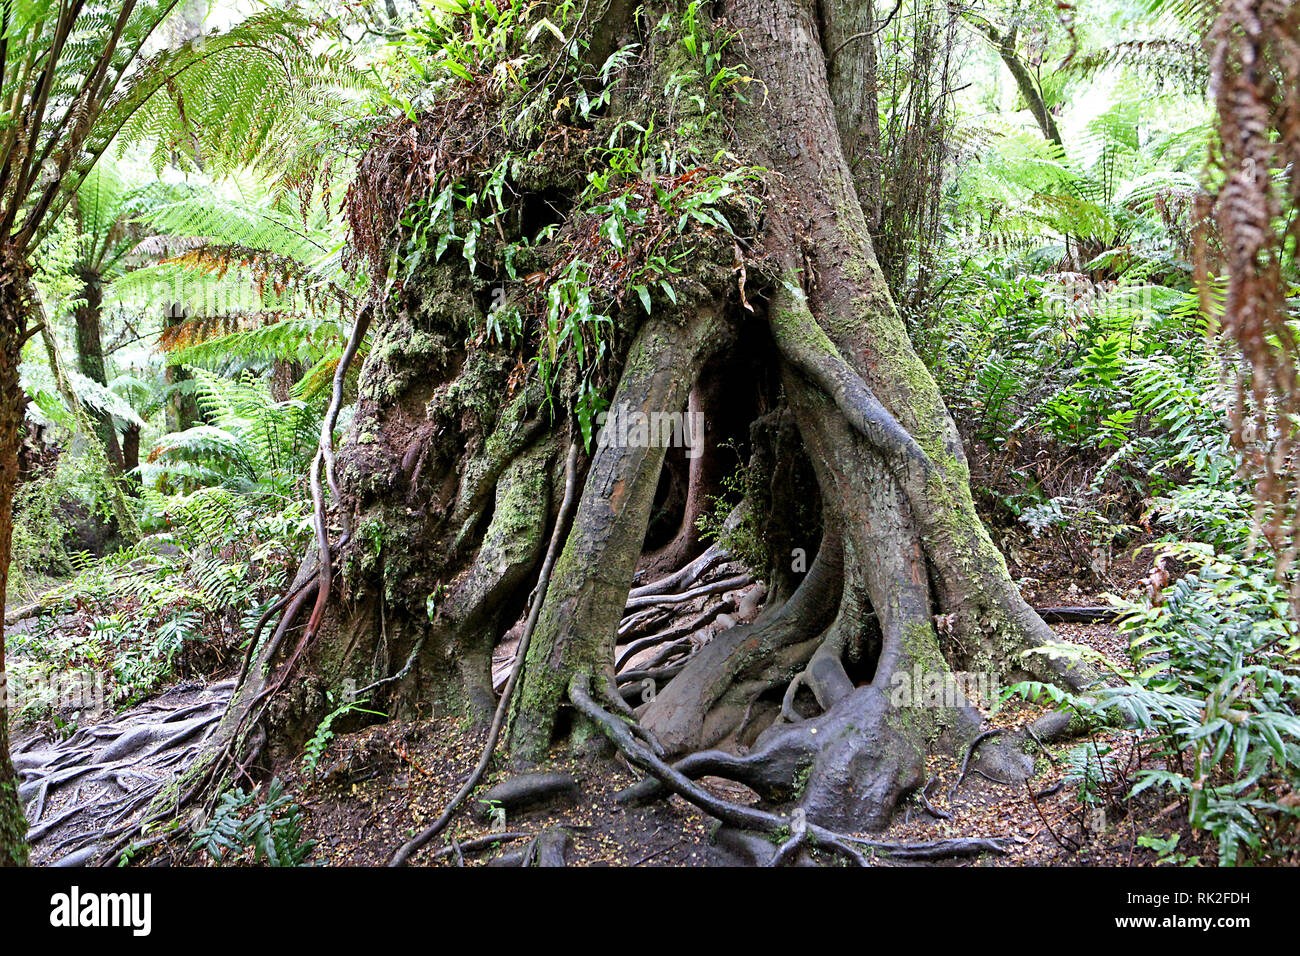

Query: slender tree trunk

[270,359,305,403]
[972,19,1064,149]
[73,266,126,474]
[163,303,199,432]
[0,247,32,866]
[121,423,140,475]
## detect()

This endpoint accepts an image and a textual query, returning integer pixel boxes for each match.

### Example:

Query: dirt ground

[264,695,1207,868]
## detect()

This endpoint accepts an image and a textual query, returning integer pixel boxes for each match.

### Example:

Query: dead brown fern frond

[1198,0,1300,606]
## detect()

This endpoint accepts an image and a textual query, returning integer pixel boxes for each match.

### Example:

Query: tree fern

[147,366,321,494]
[110,174,362,375]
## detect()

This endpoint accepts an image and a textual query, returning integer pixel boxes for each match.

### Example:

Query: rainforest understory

[4,0,1299,870]
[147,0,1094,868]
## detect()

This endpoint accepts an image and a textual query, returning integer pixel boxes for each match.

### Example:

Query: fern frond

[158,313,346,367]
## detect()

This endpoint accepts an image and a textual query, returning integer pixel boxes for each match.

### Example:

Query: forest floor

[8,523,1214,867]
[258,626,1205,868]
[185,533,1210,868]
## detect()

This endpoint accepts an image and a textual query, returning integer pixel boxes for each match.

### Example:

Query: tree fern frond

[148,367,323,492]
[63,367,148,428]
[157,243,355,315]
[158,312,345,366]
[1060,38,1207,89]
[22,3,367,248]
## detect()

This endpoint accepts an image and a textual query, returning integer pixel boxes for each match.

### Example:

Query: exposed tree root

[14,680,233,864]
[570,675,1012,866]
[622,573,751,613]
[950,728,1006,801]
[639,531,844,756]
[630,544,730,599]
[432,831,531,865]
[519,826,571,867]
[1035,606,1121,624]
[145,304,379,827]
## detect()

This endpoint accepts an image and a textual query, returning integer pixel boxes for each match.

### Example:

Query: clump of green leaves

[193,778,315,867]
[1006,539,1300,865]
[696,442,766,571]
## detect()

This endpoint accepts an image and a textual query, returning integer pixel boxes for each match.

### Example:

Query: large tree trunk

[740,0,1073,683]
[509,305,735,761]
[213,274,571,767]
[0,247,32,866]
[198,0,1085,852]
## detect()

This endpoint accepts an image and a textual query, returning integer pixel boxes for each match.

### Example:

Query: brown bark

[639,352,755,575]
[820,0,885,231]
[122,423,140,475]
[214,274,566,767]
[203,0,1076,843]
[0,247,32,866]
[736,0,1078,686]
[617,0,1075,832]
[270,359,305,402]
[509,305,735,762]
[73,267,126,474]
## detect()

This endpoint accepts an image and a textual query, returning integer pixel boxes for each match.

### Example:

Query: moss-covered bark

[0,716,26,867]
[732,0,1080,686]
[73,268,125,474]
[198,0,1069,844]
[0,251,32,866]
[510,304,734,762]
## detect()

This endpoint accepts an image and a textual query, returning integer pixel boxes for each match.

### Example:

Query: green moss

[0,775,28,866]
[791,756,815,799]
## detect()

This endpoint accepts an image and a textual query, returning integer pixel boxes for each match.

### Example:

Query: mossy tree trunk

[216,272,572,764]
[624,0,1082,832]
[0,248,32,866]
[211,0,1084,843]
[73,266,126,475]
[509,304,735,761]
[740,0,1078,686]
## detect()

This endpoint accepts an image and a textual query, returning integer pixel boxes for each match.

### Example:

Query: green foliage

[944,7,1299,865]
[695,442,766,572]
[1137,832,1201,866]
[948,79,1210,272]
[12,365,317,716]
[148,368,322,494]
[1101,546,1299,864]
[663,0,752,116]
[1005,533,1300,865]
[303,699,386,774]
[193,778,315,866]
[361,0,760,441]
